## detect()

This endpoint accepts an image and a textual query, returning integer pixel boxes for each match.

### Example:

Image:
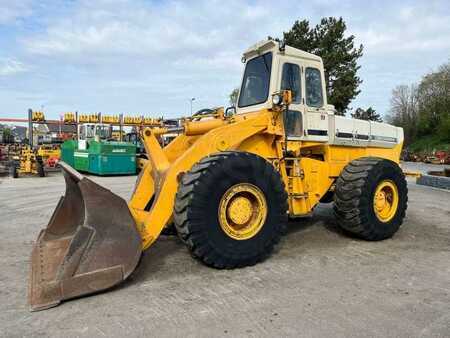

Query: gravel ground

[0,163,449,337]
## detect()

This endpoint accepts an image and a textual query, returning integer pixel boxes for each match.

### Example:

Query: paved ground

[1,162,449,337]
[400,161,450,175]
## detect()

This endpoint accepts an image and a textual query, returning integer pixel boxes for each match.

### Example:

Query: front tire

[9,164,18,178]
[37,161,45,177]
[174,151,288,269]
[334,157,407,241]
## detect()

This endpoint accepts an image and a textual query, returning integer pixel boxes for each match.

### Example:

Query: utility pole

[28,109,33,147]
[119,113,123,141]
[190,97,196,115]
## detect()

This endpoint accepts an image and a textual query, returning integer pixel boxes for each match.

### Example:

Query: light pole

[190,97,196,115]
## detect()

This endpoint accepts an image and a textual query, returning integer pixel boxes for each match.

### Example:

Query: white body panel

[78,139,87,150]
[304,111,329,142]
[328,115,403,148]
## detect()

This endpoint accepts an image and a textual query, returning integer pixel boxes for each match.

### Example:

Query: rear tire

[334,157,407,240]
[174,151,288,268]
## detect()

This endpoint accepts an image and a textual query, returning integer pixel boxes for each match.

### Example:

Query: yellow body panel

[36,146,60,160]
[325,144,403,177]
[63,112,76,123]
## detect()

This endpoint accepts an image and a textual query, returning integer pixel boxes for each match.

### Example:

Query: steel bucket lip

[28,163,142,311]
[59,161,83,181]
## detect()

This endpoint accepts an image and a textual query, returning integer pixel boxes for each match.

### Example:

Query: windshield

[81,125,95,139]
[124,133,138,143]
[95,125,111,139]
[238,52,272,108]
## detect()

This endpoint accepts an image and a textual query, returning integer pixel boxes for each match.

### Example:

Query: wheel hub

[375,191,387,210]
[373,180,399,222]
[227,196,253,225]
[218,183,267,240]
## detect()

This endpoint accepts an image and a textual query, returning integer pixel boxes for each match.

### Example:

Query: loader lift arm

[130,111,271,249]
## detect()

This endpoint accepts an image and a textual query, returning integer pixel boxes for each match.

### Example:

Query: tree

[351,107,365,120]
[351,107,382,122]
[387,61,450,149]
[365,107,382,122]
[1,127,13,143]
[386,84,419,146]
[417,62,450,141]
[229,88,239,106]
[283,17,363,114]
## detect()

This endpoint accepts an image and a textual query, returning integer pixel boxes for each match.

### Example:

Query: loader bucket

[29,162,142,311]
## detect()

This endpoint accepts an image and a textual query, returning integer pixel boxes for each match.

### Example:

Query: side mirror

[225,106,236,117]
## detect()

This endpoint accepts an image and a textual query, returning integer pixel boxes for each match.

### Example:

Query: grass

[407,134,450,153]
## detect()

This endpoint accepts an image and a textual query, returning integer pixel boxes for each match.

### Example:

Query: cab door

[278,58,305,140]
[303,62,329,142]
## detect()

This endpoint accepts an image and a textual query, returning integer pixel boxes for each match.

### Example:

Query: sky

[0,0,449,120]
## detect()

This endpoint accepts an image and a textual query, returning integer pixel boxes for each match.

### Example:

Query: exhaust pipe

[29,162,142,311]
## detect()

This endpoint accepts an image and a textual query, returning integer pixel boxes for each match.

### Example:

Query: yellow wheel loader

[10,146,45,178]
[29,39,408,311]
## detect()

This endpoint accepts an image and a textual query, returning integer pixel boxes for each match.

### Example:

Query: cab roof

[242,39,322,63]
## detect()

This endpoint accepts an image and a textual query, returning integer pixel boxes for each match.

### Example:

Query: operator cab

[235,39,403,149]
[236,39,330,143]
[78,123,112,141]
[78,123,112,150]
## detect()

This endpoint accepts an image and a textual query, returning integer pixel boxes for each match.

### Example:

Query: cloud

[0,58,28,76]
[0,0,33,25]
[24,0,271,59]
[353,2,450,54]
[18,0,288,115]
[1,0,449,118]
[23,1,450,65]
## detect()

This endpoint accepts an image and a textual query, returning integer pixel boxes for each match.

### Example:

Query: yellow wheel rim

[373,180,399,222]
[218,183,267,240]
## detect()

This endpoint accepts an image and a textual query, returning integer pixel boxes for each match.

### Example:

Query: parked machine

[61,123,136,175]
[123,131,148,172]
[0,144,10,175]
[123,131,145,154]
[10,146,45,178]
[36,144,61,169]
[29,40,408,311]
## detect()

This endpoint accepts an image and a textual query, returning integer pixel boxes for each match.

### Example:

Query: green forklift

[61,123,136,175]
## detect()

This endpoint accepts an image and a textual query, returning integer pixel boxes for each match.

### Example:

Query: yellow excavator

[29,39,408,311]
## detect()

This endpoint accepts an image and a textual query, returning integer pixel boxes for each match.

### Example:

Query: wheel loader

[10,146,45,178]
[29,39,408,311]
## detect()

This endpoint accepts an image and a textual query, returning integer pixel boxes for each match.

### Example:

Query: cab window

[86,125,95,139]
[238,52,272,108]
[95,125,111,140]
[79,125,85,140]
[284,110,302,138]
[305,68,323,107]
[281,63,301,103]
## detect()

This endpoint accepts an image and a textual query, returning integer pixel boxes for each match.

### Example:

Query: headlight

[272,94,282,105]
